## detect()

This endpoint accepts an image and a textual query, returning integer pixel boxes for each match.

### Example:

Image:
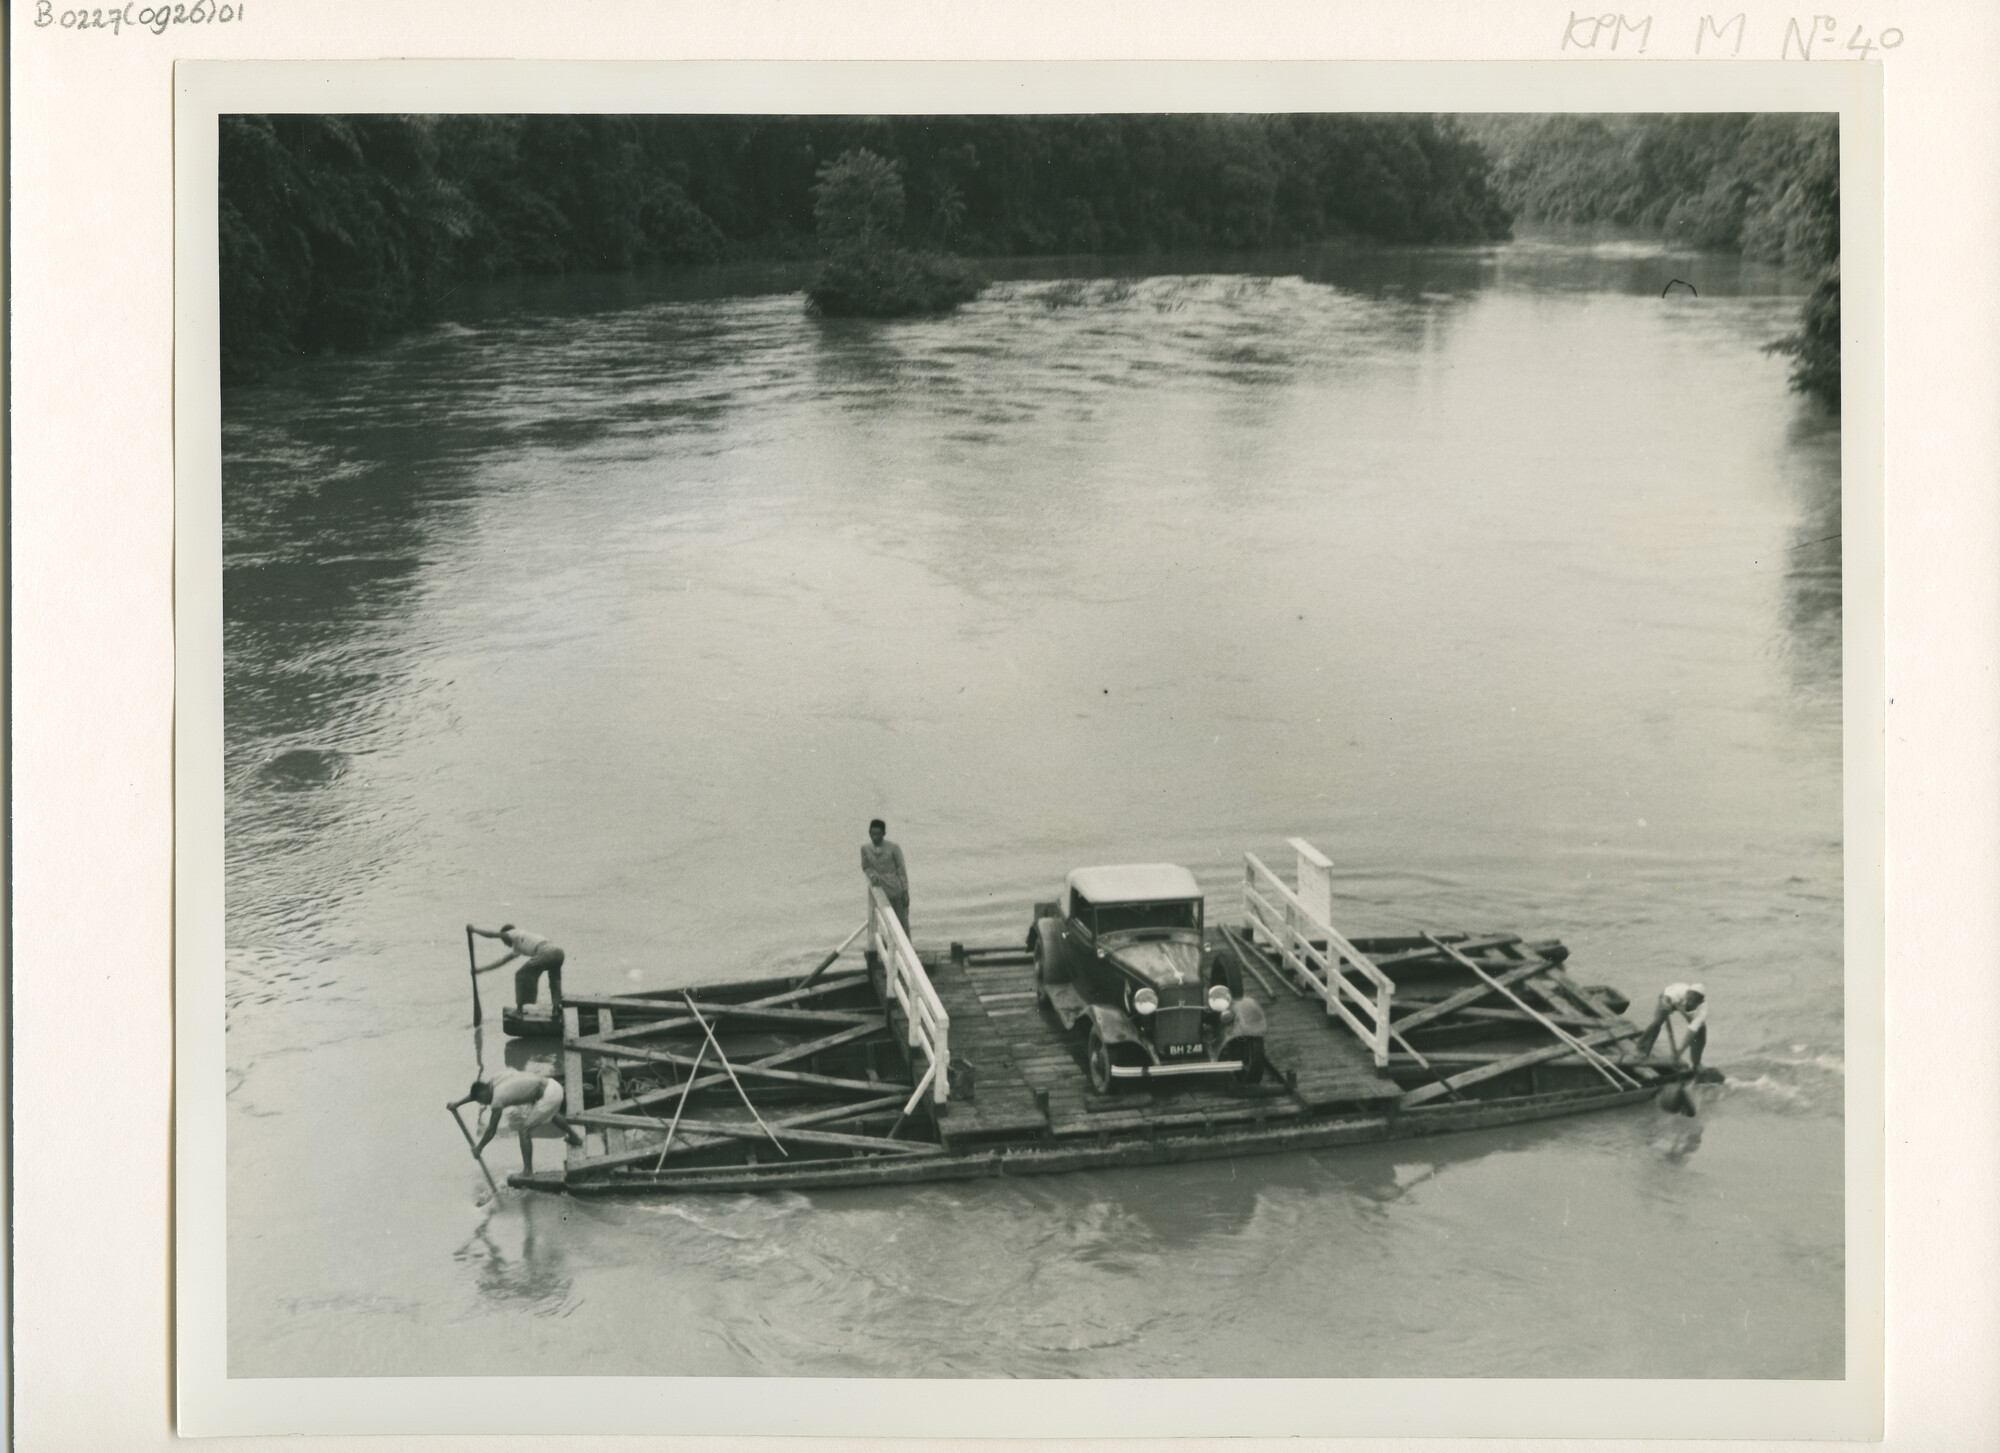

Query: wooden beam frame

[594,1021,889,1117]
[564,1094,916,1174]
[1399,1024,1640,1106]
[1388,959,1552,1036]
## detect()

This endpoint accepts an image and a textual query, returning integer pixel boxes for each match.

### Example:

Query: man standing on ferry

[467,922,567,1022]
[861,819,910,937]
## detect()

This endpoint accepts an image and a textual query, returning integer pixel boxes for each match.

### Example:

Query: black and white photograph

[167,60,1884,1437]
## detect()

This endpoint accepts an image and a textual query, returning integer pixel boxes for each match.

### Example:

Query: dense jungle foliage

[219,112,1837,407]
[1466,114,1841,408]
[218,113,1510,379]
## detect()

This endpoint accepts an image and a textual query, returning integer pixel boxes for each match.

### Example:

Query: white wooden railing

[870,886,952,1107]
[1243,838,1395,1068]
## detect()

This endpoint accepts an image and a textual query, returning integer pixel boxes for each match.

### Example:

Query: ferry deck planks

[926,935,1401,1149]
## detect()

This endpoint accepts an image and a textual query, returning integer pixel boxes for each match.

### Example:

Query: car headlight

[1132,987,1159,1016]
[1207,984,1233,1013]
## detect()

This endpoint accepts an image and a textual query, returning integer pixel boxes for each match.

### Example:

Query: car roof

[1066,863,1202,903]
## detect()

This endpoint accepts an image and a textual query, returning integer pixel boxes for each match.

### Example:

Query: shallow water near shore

[222,233,1843,1379]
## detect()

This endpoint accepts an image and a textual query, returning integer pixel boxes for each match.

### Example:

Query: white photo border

[172,58,1885,1439]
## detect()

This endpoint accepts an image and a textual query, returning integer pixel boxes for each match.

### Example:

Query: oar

[799,922,869,990]
[466,925,483,1028]
[448,1103,502,1198]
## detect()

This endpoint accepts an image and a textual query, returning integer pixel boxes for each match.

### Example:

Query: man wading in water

[1634,981,1709,1117]
[861,819,910,936]
[450,1071,584,1175]
[468,923,566,1021]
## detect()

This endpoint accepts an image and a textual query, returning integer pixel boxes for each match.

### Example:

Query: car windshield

[1094,899,1200,936]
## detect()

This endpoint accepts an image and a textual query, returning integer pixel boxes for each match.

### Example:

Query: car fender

[1220,995,1268,1043]
[1082,1002,1144,1048]
[1031,917,1069,979]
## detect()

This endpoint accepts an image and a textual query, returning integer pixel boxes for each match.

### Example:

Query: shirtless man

[449,1071,583,1174]
[1633,982,1708,1069]
[468,923,566,1019]
[861,820,910,935]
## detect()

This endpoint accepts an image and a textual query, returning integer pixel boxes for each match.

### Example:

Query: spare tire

[1210,950,1244,1002]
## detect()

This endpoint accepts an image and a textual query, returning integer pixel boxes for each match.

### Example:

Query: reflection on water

[223,232,1844,1381]
[456,1196,576,1316]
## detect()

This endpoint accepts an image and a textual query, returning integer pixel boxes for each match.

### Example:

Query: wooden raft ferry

[507,839,1691,1196]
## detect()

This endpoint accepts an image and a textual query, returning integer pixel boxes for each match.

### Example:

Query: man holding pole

[1633,981,1708,1069]
[449,1071,584,1175]
[467,923,566,1021]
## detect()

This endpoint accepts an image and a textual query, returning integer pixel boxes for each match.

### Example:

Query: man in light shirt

[449,1070,584,1174]
[468,922,566,1020]
[1633,981,1708,1069]
[861,819,910,935]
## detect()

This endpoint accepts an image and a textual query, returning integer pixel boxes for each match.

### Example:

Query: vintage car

[1026,863,1268,1094]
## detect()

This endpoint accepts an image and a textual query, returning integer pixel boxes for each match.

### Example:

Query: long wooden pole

[1423,935,1640,1091]
[465,926,482,1028]
[448,1104,501,1197]
[651,1038,710,1173]
[682,993,789,1156]
[1386,1025,1463,1102]
[886,1057,940,1141]
[800,921,869,990]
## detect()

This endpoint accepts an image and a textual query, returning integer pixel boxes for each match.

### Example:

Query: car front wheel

[1087,1025,1120,1095]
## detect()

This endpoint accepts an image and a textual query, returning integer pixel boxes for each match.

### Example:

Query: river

[221,231,1843,1381]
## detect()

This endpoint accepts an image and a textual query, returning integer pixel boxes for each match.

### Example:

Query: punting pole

[681,992,789,1157]
[465,925,482,1028]
[800,922,870,990]
[448,1104,502,1198]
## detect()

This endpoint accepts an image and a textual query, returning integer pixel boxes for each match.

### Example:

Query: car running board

[1045,981,1090,1029]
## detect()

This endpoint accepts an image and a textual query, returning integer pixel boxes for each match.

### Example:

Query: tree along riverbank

[1466,114,1841,409]
[220,114,1510,380]
[220,111,1836,409]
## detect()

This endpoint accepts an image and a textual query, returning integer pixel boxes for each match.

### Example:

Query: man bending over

[450,1071,584,1175]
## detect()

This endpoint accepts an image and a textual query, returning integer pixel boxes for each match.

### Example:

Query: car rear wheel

[1233,1035,1267,1084]
[1034,935,1060,1012]
[1087,1026,1120,1095]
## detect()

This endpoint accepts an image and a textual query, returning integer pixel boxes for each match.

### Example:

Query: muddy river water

[222,233,1844,1379]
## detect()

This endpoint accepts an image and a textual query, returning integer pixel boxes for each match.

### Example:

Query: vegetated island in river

[218,114,1511,376]
[802,148,985,318]
[218,112,1837,406]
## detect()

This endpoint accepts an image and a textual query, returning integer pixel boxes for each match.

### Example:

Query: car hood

[1105,937,1205,989]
